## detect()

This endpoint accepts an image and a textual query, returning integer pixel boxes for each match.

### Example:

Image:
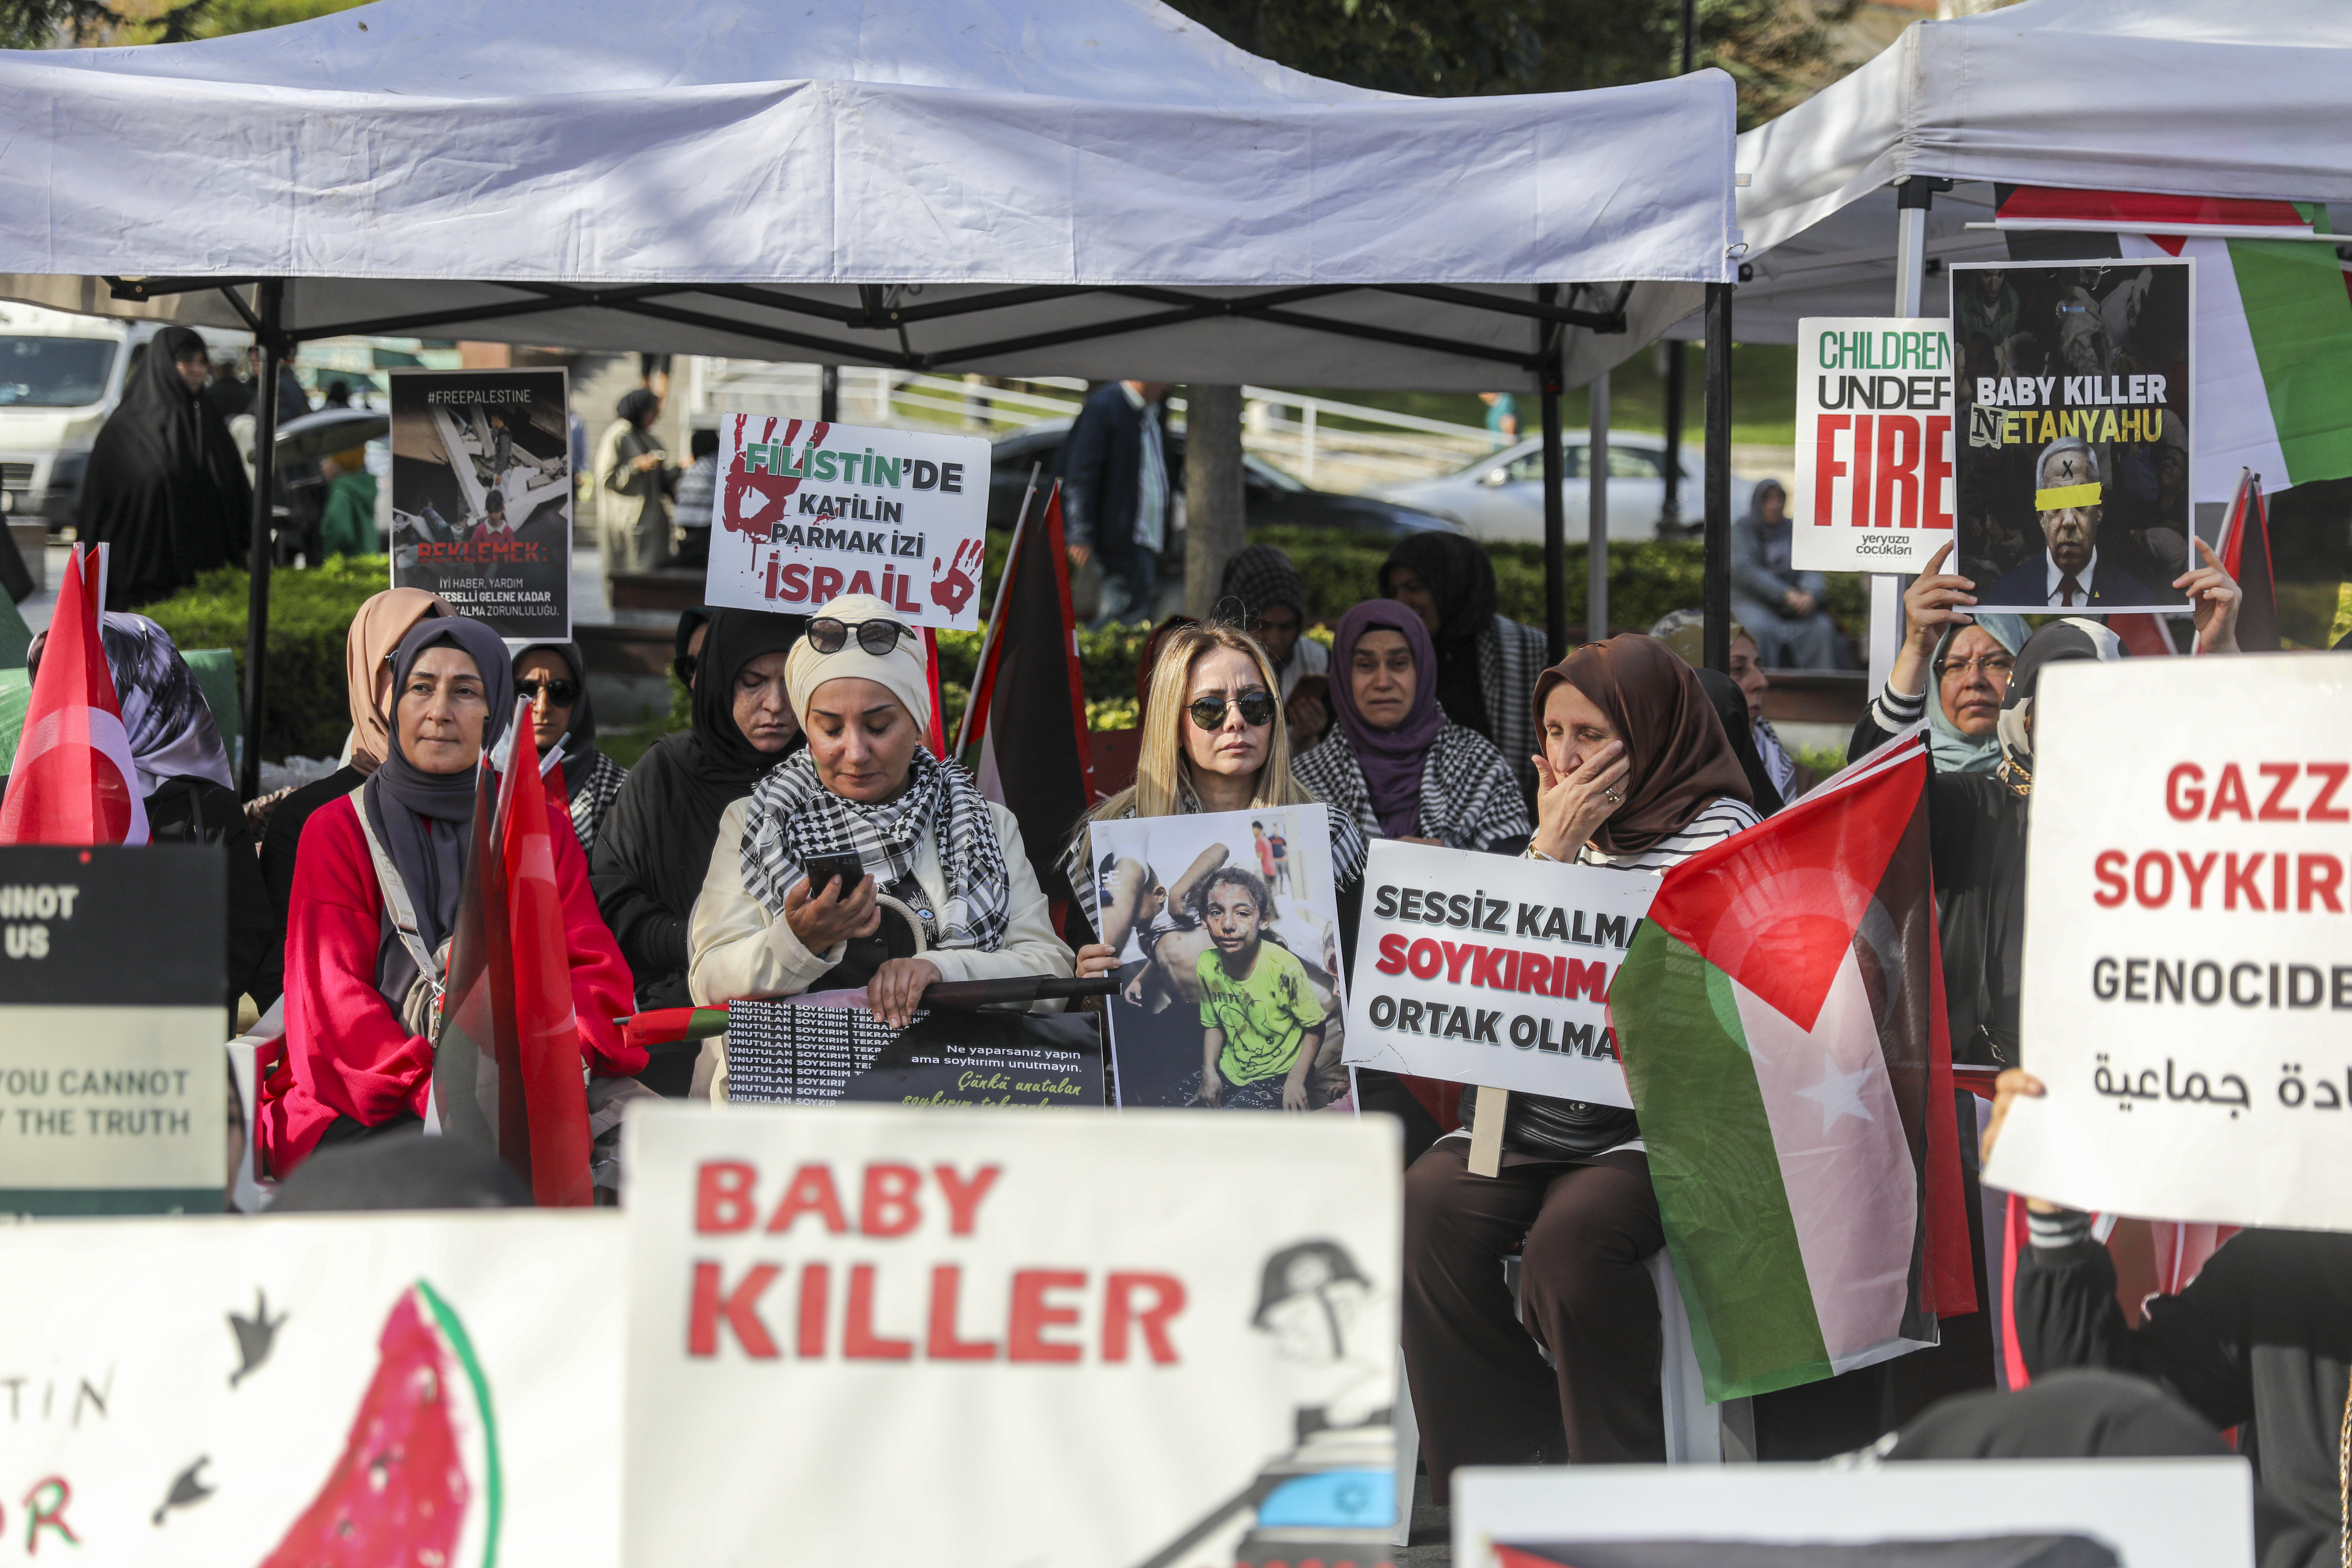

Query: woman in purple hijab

[1290,599,1531,853]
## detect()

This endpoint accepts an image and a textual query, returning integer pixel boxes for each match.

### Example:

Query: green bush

[142,557,393,764]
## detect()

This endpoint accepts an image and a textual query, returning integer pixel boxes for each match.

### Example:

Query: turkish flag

[0,544,147,846]
[499,718,595,1206]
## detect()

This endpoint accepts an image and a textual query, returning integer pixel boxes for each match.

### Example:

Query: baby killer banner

[622,1103,1400,1568]
[702,416,991,630]
[1986,653,2352,1231]
[1791,317,1956,574]
[0,1211,623,1567]
[1342,840,1660,1106]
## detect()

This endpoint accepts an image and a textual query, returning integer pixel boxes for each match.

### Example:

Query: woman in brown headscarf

[258,587,451,937]
[1400,633,1757,1495]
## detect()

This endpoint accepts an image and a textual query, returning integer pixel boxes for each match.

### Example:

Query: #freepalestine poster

[1087,804,1354,1113]
[702,415,991,630]
[0,1211,623,1567]
[389,368,573,639]
[623,1103,1401,1568]
[1950,259,2194,615]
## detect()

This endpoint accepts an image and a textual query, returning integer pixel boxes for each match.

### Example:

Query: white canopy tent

[0,0,1743,788]
[1728,0,2352,681]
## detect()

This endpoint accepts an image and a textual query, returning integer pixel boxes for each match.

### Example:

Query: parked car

[987,418,1458,541]
[1374,432,1764,545]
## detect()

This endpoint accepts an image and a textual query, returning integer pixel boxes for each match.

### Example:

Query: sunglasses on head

[517,678,579,706]
[1187,690,1277,731]
[807,617,914,656]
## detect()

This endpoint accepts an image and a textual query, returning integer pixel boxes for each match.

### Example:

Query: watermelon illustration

[261,1280,502,1568]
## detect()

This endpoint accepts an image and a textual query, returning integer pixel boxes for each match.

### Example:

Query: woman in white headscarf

[687,595,1070,1078]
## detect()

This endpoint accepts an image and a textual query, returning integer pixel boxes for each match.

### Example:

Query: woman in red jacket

[263,615,642,1175]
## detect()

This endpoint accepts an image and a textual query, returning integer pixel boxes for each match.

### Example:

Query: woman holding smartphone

[686,595,1071,1082]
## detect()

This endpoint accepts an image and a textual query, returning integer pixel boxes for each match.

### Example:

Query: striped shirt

[1572,795,1761,876]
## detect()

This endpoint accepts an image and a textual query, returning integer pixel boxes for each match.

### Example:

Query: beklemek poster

[1985,653,2352,1231]
[1341,839,1658,1107]
[702,416,990,629]
[388,368,573,639]
[0,1211,623,1567]
[1791,317,1955,574]
[622,1103,1400,1568]
[1950,259,2194,615]
[1453,1460,2254,1568]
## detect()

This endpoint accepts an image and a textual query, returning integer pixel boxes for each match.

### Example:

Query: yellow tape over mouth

[2035,482,2101,511]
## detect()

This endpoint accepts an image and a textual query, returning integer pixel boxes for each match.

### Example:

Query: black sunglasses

[807,617,914,656]
[1187,690,1277,732]
[517,678,579,706]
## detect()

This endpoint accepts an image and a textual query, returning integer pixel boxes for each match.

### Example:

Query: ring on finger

[1604,788,1623,804]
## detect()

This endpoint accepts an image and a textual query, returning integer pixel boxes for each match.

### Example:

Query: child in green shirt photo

[1192,866,1325,1111]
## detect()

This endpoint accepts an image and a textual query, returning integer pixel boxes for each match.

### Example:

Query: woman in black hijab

[512,641,628,853]
[1693,665,1785,817]
[591,607,805,1093]
[1378,531,1549,803]
[77,326,252,610]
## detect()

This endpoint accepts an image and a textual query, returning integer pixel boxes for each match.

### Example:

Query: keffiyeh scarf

[740,748,1011,952]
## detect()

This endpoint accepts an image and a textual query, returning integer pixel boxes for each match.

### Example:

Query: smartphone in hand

[803,854,866,901]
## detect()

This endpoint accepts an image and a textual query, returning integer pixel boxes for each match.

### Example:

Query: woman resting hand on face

[687,595,1071,1089]
[263,617,641,1176]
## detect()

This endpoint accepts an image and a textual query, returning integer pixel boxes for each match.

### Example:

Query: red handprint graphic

[930,537,985,619]
[720,417,830,540]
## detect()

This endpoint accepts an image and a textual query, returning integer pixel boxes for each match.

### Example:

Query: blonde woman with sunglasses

[1069,622,1364,985]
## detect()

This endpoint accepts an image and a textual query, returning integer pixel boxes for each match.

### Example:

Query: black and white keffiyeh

[739,748,1012,951]
[1293,721,1532,852]
[1477,614,1548,800]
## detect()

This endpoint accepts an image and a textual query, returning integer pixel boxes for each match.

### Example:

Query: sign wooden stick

[1468,1085,1507,1177]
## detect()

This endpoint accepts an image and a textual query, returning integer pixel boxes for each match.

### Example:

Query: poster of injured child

[389,368,572,639]
[1087,805,1354,1113]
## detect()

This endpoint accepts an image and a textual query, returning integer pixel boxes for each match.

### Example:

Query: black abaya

[78,326,252,611]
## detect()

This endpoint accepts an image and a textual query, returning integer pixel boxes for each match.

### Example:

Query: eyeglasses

[807,617,913,656]
[1933,655,2015,681]
[1187,690,1278,731]
[517,678,580,706]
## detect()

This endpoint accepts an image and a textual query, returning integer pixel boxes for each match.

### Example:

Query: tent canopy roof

[1732,0,2352,341]
[0,0,1737,390]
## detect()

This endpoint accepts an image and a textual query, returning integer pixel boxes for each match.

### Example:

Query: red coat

[262,790,645,1175]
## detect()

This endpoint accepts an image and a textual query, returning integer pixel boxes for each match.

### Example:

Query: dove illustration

[152,1457,212,1526]
[229,1289,286,1388]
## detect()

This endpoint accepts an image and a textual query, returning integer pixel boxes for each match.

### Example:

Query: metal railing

[682,361,1502,494]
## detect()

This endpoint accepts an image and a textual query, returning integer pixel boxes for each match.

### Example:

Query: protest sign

[1791,317,1955,573]
[721,997,1105,1108]
[0,1210,623,1567]
[389,368,573,639]
[0,844,224,1215]
[1453,1459,2252,1568]
[622,1102,1399,1568]
[1985,653,2352,1230]
[1088,804,1353,1112]
[702,416,990,629]
[1949,260,2193,615]
[1343,839,1657,1108]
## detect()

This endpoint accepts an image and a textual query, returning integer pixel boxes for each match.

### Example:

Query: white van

[0,301,248,532]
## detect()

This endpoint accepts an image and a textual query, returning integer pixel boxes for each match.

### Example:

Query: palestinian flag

[2213,468,2280,653]
[1610,732,1972,1402]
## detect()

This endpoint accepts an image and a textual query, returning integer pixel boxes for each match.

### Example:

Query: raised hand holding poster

[1986,653,2352,1231]
[1949,259,2193,615]
[702,416,990,629]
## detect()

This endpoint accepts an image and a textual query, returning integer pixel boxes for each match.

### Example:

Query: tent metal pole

[1538,286,1567,665]
[1588,367,1610,638]
[1871,177,1940,696]
[1702,281,1733,674]
[238,279,284,800]
[820,366,839,424]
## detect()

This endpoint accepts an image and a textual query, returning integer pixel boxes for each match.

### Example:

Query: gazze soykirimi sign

[1341,840,1658,1107]
[1792,317,1955,573]
[703,416,990,629]
[1985,652,2352,1231]
[623,1102,1400,1568]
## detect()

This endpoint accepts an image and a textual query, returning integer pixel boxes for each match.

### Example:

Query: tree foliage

[1,0,358,48]
[1167,0,1856,127]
